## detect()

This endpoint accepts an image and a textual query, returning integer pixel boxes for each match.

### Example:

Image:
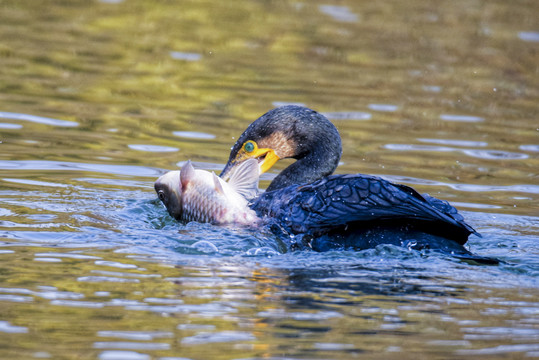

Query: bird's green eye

[244,141,256,153]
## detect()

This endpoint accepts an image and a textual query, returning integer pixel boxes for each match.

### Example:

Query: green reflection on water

[1,0,537,209]
[0,0,538,359]
[0,244,537,360]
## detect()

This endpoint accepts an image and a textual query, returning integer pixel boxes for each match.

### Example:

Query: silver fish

[154,159,260,225]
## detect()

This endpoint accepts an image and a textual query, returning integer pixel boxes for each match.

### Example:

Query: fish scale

[155,160,259,226]
[183,188,217,223]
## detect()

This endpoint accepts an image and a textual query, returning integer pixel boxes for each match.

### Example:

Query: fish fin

[180,160,195,188]
[212,172,225,195]
[227,158,260,200]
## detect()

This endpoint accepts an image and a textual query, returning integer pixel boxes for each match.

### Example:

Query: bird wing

[253,174,478,243]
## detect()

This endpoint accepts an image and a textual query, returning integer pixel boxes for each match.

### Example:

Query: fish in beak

[155,159,260,225]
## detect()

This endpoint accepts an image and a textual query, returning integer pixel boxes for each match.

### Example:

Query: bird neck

[266,143,341,191]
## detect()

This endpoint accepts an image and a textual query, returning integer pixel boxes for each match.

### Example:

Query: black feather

[252,173,479,245]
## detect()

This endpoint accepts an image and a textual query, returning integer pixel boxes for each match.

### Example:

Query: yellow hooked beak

[236,146,280,174]
[221,141,280,181]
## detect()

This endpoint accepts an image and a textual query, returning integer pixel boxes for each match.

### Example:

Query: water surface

[0,1,538,359]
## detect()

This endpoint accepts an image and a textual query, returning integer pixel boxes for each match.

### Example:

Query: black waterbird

[220,105,498,264]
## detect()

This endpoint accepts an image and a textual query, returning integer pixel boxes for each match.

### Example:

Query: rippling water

[0,1,538,359]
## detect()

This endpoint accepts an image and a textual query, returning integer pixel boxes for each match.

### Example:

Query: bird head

[220,106,342,190]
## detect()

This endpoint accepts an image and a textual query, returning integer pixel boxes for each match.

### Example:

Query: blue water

[1,156,538,358]
[1,0,538,358]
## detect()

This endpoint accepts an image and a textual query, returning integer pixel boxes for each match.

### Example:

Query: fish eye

[243,140,256,153]
[158,191,166,201]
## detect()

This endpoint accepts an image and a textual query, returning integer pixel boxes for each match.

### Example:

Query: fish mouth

[256,152,268,167]
[255,148,280,173]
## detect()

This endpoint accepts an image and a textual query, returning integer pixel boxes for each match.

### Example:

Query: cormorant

[220,105,497,264]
